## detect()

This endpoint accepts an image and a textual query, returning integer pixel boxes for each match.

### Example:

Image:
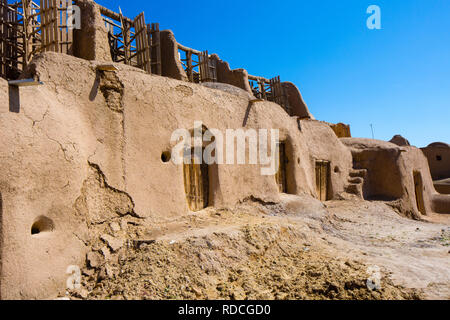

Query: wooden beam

[98,4,133,25]
[8,78,43,86]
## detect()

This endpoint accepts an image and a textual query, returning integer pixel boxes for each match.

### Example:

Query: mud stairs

[344,169,367,198]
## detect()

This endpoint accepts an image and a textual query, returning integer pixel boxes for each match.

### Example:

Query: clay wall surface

[73,0,112,62]
[0,52,351,299]
[160,30,188,81]
[341,138,450,218]
[211,54,253,94]
[434,179,450,195]
[282,82,314,119]
[421,143,450,181]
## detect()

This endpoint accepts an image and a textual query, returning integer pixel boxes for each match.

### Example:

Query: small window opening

[161,151,171,163]
[31,216,55,236]
[436,155,442,161]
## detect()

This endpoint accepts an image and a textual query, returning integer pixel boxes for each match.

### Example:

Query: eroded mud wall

[341,139,449,218]
[422,143,450,181]
[0,52,355,299]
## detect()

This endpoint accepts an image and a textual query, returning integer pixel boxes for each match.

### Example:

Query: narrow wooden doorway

[183,150,209,212]
[315,160,330,201]
[275,142,287,193]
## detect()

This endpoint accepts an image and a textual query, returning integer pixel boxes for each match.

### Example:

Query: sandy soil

[67,195,449,300]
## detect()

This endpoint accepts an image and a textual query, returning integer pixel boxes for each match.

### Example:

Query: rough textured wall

[0,75,89,299]
[160,30,188,81]
[0,53,353,299]
[302,120,353,199]
[421,143,450,181]
[434,179,450,195]
[211,54,253,94]
[73,0,112,62]
[389,135,411,147]
[341,138,450,219]
[282,82,314,119]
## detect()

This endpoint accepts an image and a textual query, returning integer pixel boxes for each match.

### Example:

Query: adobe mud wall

[0,52,352,299]
[421,143,450,181]
[341,138,450,219]
[211,54,253,94]
[434,179,450,195]
[160,30,188,81]
[73,0,112,62]
[65,1,313,120]
[282,82,314,119]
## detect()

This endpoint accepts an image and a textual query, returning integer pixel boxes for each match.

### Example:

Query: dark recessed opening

[161,151,171,163]
[436,155,442,161]
[334,166,340,173]
[31,216,54,236]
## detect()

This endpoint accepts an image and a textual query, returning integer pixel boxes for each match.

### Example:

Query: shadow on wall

[276,139,298,195]
[353,150,404,201]
[413,171,426,215]
[431,193,450,214]
[315,160,332,201]
[8,85,20,113]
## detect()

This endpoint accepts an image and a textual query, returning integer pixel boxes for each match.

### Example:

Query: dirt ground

[67,195,449,300]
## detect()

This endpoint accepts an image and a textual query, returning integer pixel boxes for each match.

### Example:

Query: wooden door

[315,160,330,201]
[183,152,209,212]
[275,142,287,193]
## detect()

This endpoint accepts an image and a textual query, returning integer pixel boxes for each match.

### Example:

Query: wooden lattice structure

[102,8,135,66]
[148,22,161,75]
[1,0,19,79]
[0,0,74,80]
[270,76,290,115]
[41,0,74,55]
[199,50,216,83]
[101,7,161,75]
[178,45,217,83]
[249,75,291,115]
[249,76,272,100]
[133,12,150,73]
[1,0,41,79]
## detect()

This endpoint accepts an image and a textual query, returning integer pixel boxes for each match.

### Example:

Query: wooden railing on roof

[177,43,216,83]
[99,4,161,75]
[0,1,161,80]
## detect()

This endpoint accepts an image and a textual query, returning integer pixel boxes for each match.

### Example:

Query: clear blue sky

[97,0,449,147]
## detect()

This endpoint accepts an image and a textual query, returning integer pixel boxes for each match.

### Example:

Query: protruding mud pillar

[282,82,314,119]
[211,54,253,94]
[73,0,112,61]
[160,30,188,81]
